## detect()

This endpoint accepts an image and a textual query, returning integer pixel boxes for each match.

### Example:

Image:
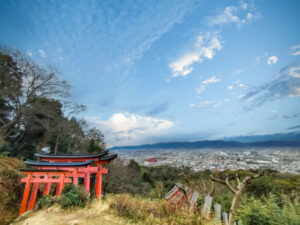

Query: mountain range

[110,132,300,150]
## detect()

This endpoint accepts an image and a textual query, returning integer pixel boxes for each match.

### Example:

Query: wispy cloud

[241,64,300,107]
[254,52,268,65]
[235,80,248,88]
[146,101,171,116]
[169,32,222,77]
[196,76,221,93]
[267,56,278,65]
[26,50,32,57]
[287,124,300,130]
[190,100,222,108]
[207,1,260,28]
[233,68,245,75]
[38,49,46,58]
[283,112,300,119]
[291,44,300,56]
[86,113,174,146]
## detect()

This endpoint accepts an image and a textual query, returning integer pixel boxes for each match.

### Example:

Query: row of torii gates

[20,150,117,215]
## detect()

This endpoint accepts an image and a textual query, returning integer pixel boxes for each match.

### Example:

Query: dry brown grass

[0,155,24,225]
[108,193,216,225]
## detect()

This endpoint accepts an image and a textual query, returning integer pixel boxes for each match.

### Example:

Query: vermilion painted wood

[19,174,32,215]
[43,181,51,195]
[28,182,39,210]
[95,164,102,198]
[84,165,91,192]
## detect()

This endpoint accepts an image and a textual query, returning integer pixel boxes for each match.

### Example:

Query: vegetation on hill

[0,48,106,158]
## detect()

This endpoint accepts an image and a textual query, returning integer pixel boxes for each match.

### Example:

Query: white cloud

[196,76,221,93]
[228,85,233,90]
[207,1,259,27]
[293,51,300,56]
[190,100,222,109]
[38,49,46,58]
[254,52,268,65]
[291,44,300,56]
[267,56,278,65]
[233,68,245,75]
[26,50,33,57]
[224,98,230,102]
[169,33,222,77]
[86,113,174,146]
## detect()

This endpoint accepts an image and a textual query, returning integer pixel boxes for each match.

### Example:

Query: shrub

[237,194,300,225]
[37,195,56,208]
[0,156,23,225]
[108,193,205,225]
[59,184,88,209]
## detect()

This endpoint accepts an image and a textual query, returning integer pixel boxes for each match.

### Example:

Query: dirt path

[12,200,129,225]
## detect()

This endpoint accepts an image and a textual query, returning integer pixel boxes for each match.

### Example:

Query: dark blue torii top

[25,159,95,167]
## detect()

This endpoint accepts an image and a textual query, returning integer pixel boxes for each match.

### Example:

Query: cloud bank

[86,113,174,146]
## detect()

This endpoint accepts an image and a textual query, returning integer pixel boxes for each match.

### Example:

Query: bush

[0,156,23,225]
[108,193,205,225]
[59,184,88,209]
[237,194,300,225]
[37,195,56,208]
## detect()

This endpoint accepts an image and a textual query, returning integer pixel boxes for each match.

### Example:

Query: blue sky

[1,0,300,146]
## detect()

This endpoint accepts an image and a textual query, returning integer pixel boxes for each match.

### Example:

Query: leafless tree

[210,172,264,225]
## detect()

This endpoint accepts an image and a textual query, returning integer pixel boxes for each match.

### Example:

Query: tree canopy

[0,48,105,158]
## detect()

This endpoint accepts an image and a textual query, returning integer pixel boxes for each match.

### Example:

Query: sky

[0,0,300,146]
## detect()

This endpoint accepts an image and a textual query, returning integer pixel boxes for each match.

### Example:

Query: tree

[0,48,69,144]
[210,171,264,225]
[86,128,106,153]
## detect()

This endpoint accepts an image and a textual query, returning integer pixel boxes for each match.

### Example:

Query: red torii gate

[19,152,117,215]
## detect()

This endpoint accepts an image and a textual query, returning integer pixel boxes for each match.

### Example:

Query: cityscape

[111,148,300,174]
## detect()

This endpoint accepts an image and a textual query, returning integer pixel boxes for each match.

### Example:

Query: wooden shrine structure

[19,151,117,215]
[164,183,199,211]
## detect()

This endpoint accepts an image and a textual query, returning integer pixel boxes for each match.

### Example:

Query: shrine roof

[34,150,109,159]
[21,169,68,172]
[98,154,118,161]
[25,159,94,167]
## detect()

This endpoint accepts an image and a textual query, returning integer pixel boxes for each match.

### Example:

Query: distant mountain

[223,132,300,143]
[110,140,300,150]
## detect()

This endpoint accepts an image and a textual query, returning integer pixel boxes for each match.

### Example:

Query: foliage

[237,194,300,225]
[37,195,57,208]
[0,156,23,225]
[108,193,206,225]
[59,184,88,209]
[0,48,106,157]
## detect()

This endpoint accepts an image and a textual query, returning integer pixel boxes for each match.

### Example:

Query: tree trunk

[54,135,60,155]
[228,178,249,225]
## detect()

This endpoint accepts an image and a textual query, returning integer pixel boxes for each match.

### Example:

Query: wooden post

[55,174,65,196]
[222,212,229,225]
[95,164,102,198]
[19,174,32,215]
[43,175,51,196]
[201,195,213,219]
[28,181,39,210]
[84,165,91,192]
[214,203,221,222]
[73,169,78,186]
